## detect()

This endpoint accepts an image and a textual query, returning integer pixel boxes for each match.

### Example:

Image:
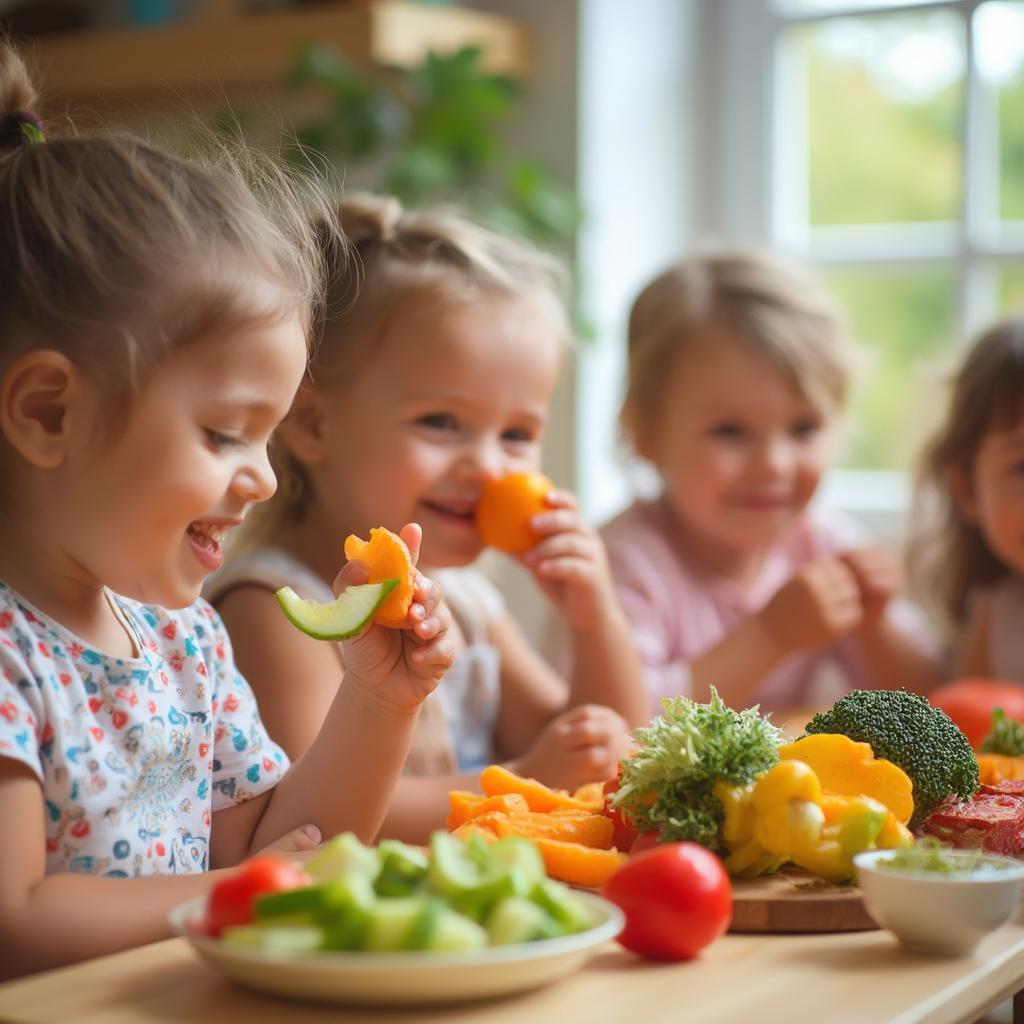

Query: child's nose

[232,450,278,503]
[457,436,508,483]
[756,435,794,476]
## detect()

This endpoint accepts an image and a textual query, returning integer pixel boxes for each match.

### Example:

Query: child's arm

[488,611,635,789]
[839,547,944,693]
[519,489,648,728]
[211,525,455,866]
[0,758,320,979]
[688,556,865,707]
[216,585,344,761]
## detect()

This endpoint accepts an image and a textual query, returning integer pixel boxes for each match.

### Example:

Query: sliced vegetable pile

[204,831,602,954]
[448,764,627,888]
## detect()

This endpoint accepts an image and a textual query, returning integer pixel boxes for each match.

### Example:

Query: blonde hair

[620,246,856,455]
[235,191,570,551]
[909,317,1024,630]
[0,41,331,426]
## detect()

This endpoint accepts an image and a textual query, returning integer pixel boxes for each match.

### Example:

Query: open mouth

[187,522,229,570]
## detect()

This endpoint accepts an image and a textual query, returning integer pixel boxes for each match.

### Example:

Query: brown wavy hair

[909,317,1024,630]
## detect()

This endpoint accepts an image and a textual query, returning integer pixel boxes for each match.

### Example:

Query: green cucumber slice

[486,897,561,945]
[306,831,381,884]
[275,580,399,641]
[221,923,326,953]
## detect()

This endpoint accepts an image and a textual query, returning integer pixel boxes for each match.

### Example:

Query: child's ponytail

[0,44,44,153]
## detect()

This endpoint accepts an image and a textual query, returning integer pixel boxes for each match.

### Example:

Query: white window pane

[824,264,956,469]
[778,10,965,229]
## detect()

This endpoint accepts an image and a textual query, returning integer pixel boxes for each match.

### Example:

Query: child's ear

[947,465,977,522]
[275,384,329,466]
[0,349,80,469]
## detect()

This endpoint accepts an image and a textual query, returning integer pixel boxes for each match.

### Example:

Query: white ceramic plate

[168,892,624,1006]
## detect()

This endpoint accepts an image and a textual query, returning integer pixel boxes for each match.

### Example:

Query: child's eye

[710,422,745,439]
[791,420,822,440]
[204,429,241,449]
[501,426,537,445]
[416,413,459,432]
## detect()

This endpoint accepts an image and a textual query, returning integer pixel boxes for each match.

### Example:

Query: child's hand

[839,546,901,631]
[519,490,618,633]
[757,556,864,657]
[334,523,455,713]
[512,704,634,791]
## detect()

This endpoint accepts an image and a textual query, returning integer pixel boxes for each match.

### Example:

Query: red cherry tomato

[602,841,732,960]
[930,679,1024,749]
[206,856,308,937]
[602,776,640,851]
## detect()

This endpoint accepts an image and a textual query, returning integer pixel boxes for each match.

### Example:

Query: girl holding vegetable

[910,317,1024,681]
[209,195,646,842]
[604,247,941,716]
[0,46,454,978]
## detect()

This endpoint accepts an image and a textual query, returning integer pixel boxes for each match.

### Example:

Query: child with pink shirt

[603,247,941,715]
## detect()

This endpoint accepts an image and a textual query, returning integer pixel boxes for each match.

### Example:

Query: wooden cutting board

[729,868,878,933]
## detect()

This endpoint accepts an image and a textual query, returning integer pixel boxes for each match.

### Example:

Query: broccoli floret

[804,690,978,828]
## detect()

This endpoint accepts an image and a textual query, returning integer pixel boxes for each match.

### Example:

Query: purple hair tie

[1,110,47,148]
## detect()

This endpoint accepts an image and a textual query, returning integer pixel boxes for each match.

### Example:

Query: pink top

[602,497,938,715]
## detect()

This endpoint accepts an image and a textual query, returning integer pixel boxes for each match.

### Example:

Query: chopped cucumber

[275,580,399,641]
[423,906,488,952]
[530,878,602,933]
[363,897,428,951]
[486,897,561,946]
[375,840,429,897]
[212,829,603,956]
[254,885,329,921]
[222,923,326,953]
[306,832,380,884]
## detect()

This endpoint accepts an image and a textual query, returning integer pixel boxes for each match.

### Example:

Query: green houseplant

[280,41,580,251]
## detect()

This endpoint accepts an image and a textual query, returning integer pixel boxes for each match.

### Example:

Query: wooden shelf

[28,1,529,108]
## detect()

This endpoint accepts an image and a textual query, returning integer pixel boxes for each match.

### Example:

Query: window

[769,0,1024,476]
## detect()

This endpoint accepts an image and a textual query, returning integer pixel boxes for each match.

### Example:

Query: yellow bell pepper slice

[779,733,914,826]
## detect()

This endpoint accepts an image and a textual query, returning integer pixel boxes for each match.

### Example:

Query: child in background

[910,318,1024,679]
[0,46,453,978]
[603,247,940,716]
[209,194,646,842]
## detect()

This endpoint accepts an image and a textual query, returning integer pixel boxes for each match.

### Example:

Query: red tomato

[602,776,640,852]
[206,856,308,937]
[602,841,732,960]
[930,679,1024,750]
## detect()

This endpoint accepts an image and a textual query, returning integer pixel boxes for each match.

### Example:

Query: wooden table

[3,917,1024,1024]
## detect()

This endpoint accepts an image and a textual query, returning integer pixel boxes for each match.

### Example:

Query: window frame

[710,0,1024,537]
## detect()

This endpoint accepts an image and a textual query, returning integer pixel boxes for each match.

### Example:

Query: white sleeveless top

[204,549,503,773]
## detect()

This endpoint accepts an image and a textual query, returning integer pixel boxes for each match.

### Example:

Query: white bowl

[854,848,1024,957]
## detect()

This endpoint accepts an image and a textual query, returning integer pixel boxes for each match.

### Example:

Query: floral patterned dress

[0,580,288,876]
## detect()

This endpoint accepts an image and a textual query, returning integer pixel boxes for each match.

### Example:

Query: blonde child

[603,247,941,716]
[910,317,1024,679]
[209,194,647,842]
[0,47,453,978]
